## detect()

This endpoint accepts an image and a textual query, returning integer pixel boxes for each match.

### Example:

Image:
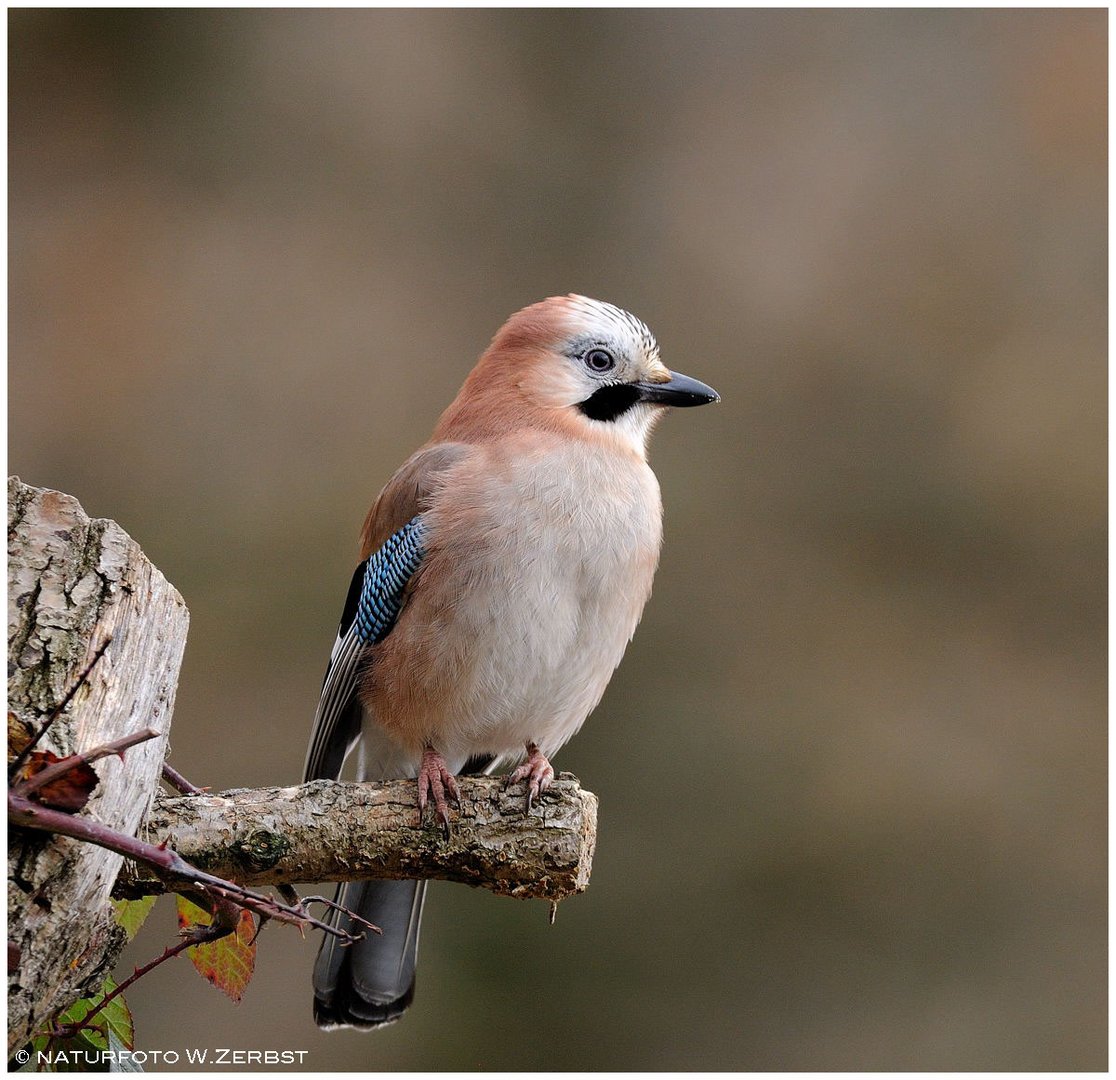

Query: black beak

[635,370,720,407]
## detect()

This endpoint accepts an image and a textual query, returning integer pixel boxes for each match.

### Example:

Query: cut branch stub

[119,774,598,902]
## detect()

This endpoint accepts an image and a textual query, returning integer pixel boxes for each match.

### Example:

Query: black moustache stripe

[578,383,642,422]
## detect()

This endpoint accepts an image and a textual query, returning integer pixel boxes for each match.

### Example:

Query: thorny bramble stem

[8,794,359,943]
[161,761,206,795]
[15,729,159,798]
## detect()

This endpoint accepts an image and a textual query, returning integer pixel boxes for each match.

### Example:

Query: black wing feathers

[303,516,428,783]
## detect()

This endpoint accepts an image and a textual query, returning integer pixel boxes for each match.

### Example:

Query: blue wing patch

[354,517,428,643]
[303,514,429,782]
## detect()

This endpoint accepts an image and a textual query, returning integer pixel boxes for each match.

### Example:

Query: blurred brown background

[9,8,1106,1071]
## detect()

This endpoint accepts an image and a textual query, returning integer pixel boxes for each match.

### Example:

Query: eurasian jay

[305,294,718,1029]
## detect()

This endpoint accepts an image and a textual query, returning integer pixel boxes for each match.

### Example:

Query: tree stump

[7,478,189,1053]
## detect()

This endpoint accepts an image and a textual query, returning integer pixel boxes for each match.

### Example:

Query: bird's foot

[417,746,460,840]
[504,743,555,813]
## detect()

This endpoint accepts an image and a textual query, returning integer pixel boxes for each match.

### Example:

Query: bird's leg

[417,744,460,840]
[504,741,555,813]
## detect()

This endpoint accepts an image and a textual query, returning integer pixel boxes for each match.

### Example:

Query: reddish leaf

[23,751,99,812]
[176,896,256,1002]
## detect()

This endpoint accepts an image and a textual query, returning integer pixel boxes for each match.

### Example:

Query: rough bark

[117,775,597,901]
[7,478,189,1054]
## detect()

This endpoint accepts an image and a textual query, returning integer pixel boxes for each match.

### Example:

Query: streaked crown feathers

[490,294,662,368]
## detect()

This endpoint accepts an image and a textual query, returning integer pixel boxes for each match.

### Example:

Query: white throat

[582,401,661,459]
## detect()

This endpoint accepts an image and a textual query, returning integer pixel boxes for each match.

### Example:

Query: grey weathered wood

[118,775,597,901]
[7,478,189,1054]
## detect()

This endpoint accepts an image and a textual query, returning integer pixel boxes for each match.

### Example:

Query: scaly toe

[504,763,527,788]
[417,747,459,836]
[504,747,556,813]
[443,769,462,806]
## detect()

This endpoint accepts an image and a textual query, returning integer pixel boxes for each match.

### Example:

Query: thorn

[549,900,559,925]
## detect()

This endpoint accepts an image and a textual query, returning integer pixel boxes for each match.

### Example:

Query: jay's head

[448,295,719,456]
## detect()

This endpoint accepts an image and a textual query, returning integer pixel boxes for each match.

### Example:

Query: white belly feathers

[390,437,663,764]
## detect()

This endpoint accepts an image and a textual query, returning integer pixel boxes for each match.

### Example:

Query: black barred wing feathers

[304,516,428,782]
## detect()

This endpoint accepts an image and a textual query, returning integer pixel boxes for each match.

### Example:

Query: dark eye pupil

[586,349,613,372]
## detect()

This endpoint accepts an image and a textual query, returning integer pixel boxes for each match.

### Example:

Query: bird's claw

[417,747,460,839]
[504,744,555,813]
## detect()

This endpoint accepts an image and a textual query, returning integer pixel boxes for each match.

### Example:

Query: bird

[304,294,719,1030]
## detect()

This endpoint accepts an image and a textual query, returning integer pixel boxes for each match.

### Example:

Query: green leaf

[53,993,108,1052]
[89,978,134,1052]
[26,976,136,1072]
[38,1033,107,1072]
[110,896,157,942]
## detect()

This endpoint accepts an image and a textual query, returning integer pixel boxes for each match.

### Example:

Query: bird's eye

[584,348,615,373]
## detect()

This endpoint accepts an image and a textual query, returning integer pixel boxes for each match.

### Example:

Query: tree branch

[116,773,598,902]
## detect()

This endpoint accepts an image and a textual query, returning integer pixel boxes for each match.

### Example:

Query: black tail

[312,878,426,1030]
